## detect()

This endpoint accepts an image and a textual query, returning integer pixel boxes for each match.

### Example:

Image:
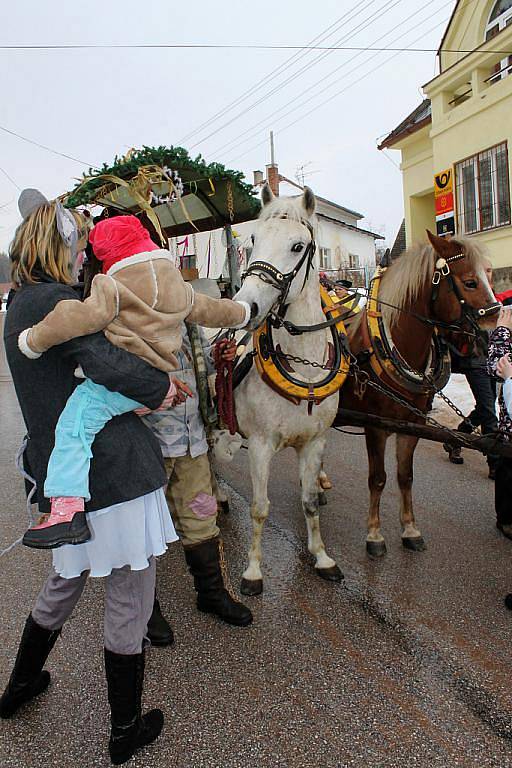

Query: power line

[178,0,375,144]
[0,124,96,169]
[188,0,406,151]
[210,0,448,160]
[0,163,21,191]
[0,43,509,54]
[227,14,449,166]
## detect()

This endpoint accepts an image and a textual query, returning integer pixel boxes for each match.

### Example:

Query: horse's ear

[426,229,461,259]
[261,183,274,207]
[302,186,316,216]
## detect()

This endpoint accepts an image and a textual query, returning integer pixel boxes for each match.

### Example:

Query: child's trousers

[44,378,141,501]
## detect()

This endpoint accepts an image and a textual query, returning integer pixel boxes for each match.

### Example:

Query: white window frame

[319,247,332,269]
[349,253,360,269]
[455,143,511,235]
[486,1,512,81]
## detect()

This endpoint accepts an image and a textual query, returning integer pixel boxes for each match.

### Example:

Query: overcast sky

[0,0,455,251]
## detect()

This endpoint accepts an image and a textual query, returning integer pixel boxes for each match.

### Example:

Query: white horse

[232,185,343,595]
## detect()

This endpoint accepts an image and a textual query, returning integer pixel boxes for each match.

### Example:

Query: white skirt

[52,488,178,579]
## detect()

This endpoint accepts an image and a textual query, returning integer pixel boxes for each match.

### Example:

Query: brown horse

[339,231,499,557]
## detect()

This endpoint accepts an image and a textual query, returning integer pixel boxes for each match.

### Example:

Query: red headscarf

[89,215,160,274]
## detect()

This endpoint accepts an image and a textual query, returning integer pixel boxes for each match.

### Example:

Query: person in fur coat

[18,214,251,549]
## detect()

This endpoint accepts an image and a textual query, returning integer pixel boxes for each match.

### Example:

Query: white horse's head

[234,184,317,330]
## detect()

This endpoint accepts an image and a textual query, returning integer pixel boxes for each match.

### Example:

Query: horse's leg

[396,434,425,551]
[365,427,389,558]
[209,457,230,514]
[298,437,343,583]
[318,464,333,490]
[240,437,273,596]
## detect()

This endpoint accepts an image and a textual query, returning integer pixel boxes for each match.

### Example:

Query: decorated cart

[66,145,261,294]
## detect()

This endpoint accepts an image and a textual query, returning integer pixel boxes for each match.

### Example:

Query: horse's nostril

[250,302,259,319]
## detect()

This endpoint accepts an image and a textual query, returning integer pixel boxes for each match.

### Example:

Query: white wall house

[167,167,383,285]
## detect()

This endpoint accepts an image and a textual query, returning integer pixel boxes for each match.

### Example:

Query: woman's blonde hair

[9,202,85,286]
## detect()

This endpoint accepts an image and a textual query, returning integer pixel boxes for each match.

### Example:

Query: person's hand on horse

[218,338,238,362]
[497,355,512,381]
[497,306,512,332]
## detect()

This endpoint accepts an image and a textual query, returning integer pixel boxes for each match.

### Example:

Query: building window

[486,0,512,38]
[455,143,511,235]
[319,247,332,269]
[349,253,360,268]
[486,2,512,82]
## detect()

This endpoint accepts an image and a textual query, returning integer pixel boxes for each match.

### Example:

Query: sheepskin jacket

[23,250,248,371]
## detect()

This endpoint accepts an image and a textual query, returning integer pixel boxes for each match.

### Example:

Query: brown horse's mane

[379,236,488,328]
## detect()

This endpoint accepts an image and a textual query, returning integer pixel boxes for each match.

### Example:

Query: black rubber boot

[0,614,61,719]
[104,649,164,766]
[146,599,174,647]
[22,512,91,550]
[443,443,464,464]
[184,537,253,627]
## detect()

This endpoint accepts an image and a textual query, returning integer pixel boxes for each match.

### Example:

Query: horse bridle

[430,250,501,335]
[242,217,317,318]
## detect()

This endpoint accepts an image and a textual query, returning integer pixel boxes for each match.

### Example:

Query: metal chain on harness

[273,347,481,446]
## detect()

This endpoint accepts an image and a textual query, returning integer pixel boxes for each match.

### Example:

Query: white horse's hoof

[316,564,344,582]
[240,578,263,596]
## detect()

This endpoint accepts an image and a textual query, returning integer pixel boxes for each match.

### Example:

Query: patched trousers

[31,558,156,654]
[164,453,219,547]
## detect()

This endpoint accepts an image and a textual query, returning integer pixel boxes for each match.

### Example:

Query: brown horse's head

[426,230,500,330]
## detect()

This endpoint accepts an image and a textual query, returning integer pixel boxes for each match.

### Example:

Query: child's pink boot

[22,497,91,550]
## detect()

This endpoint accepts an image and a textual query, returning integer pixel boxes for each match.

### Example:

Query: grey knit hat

[18,188,49,221]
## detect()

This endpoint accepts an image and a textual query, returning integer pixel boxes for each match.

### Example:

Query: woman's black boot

[104,648,164,765]
[184,537,253,627]
[0,614,61,719]
[146,598,174,647]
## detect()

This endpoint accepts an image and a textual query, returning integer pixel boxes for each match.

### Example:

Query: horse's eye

[291,243,304,253]
[464,280,478,290]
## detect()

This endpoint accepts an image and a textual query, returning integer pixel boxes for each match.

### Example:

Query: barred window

[455,143,511,234]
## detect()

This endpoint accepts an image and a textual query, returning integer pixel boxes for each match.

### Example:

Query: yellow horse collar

[365,267,450,396]
[253,286,350,407]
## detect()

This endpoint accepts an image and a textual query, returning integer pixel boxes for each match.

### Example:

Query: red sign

[435,191,454,217]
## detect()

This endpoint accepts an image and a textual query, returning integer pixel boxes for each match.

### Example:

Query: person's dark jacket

[449,332,490,373]
[4,275,169,514]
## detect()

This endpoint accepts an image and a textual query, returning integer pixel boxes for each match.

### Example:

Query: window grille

[455,143,511,234]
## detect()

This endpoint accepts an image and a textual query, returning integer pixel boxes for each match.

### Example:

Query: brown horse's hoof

[319,476,333,491]
[318,491,328,507]
[219,499,230,515]
[366,540,387,558]
[316,564,344,582]
[402,536,425,552]
[240,578,263,596]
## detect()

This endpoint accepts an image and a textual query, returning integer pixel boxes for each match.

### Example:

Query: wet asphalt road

[1,378,512,768]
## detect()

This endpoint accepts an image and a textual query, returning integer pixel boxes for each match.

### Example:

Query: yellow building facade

[381,0,512,288]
